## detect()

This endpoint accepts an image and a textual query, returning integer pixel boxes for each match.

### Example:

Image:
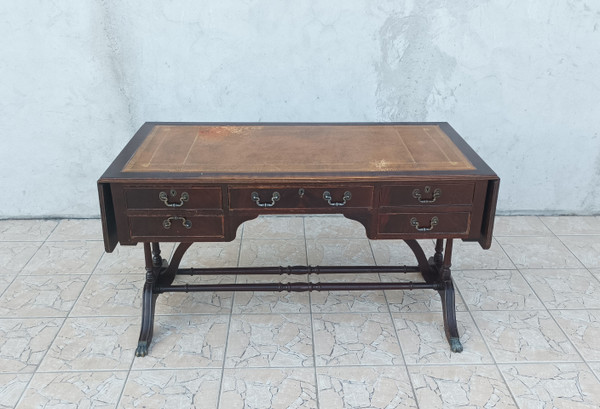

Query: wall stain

[375,11,456,121]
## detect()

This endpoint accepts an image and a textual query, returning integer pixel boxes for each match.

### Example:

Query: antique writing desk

[98,123,499,357]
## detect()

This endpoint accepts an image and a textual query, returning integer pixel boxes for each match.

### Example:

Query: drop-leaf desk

[98,123,499,357]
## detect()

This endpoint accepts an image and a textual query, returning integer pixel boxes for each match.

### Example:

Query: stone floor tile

[94,243,173,275]
[242,216,305,239]
[409,365,518,409]
[0,219,58,241]
[0,318,63,373]
[471,310,580,363]
[0,373,31,409]
[551,310,600,362]
[310,273,387,313]
[0,242,41,275]
[393,312,492,364]
[521,268,600,309]
[451,239,516,270]
[179,241,241,268]
[558,235,600,268]
[221,368,317,409]
[16,371,127,409]
[493,216,553,236]
[370,239,435,267]
[39,317,138,371]
[590,362,600,379]
[46,219,103,241]
[0,275,87,317]
[70,275,143,317]
[317,366,417,409]
[0,274,15,297]
[118,369,222,409]
[307,238,374,266]
[132,315,228,370]
[304,215,366,239]
[311,290,388,313]
[22,241,105,275]
[226,313,312,368]
[454,269,544,311]
[499,363,600,409]
[156,275,235,315]
[234,274,310,314]
[382,272,467,313]
[541,216,600,235]
[313,313,402,366]
[496,236,583,269]
[239,239,307,267]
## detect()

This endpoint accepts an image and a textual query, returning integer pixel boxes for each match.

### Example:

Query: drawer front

[381,183,475,207]
[123,186,222,210]
[378,212,470,235]
[128,215,224,239]
[229,186,373,210]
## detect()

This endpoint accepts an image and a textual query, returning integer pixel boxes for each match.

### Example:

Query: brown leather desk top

[122,124,475,175]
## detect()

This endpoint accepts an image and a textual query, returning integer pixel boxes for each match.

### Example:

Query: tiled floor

[1,216,600,408]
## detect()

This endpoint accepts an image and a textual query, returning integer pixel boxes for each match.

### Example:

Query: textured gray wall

[1,1,599,217]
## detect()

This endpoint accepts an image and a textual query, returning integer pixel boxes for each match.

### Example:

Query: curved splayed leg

[136,242,193,357]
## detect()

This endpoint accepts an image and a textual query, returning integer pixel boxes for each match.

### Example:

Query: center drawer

[228,186,374,210]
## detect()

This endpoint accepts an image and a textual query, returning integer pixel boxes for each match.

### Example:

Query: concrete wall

[1,1,599,217]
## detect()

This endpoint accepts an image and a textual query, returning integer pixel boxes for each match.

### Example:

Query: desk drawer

[229,186,373,210]
[381,183,474,207]
[128,215,224,239]
[123,186,222,210]
[378,212,470,235]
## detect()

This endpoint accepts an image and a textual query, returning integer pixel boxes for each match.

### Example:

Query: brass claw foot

[135,342,149,357]
[450,337,463,353]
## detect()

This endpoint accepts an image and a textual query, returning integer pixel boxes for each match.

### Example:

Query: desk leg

[436,239,463,353]
[136,242,159,357]
[136,242,192,357]
[405,238,462,352]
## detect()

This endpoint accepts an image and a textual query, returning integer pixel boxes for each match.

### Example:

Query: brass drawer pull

[251,191,280,207]
[410,216,439,232]
[412,186,441,203]
[162,217,192,229]
[323,191,352,206]
[159,190,189,207]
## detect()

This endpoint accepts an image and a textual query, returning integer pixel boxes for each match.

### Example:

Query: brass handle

[410,216,439,232]
[412,186,441,203]
[159,190,189,207]
[251,191,280,207]
[323,191,352,206]
[162,217,192,229]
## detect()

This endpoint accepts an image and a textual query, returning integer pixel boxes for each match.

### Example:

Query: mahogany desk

[98,123,499,357]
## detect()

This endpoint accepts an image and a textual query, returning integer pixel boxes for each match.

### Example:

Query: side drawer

[229,186,373,210]
[380,182,475,207]
[128,215,224,239]
[378,212,470,235]
[123,186,222,210]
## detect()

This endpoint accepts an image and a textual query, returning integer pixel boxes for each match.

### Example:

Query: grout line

[371,238,421,409]
[216,222,245,409]
[303,216,321,409]
[455,275,522,407]
[12,220,65,408]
